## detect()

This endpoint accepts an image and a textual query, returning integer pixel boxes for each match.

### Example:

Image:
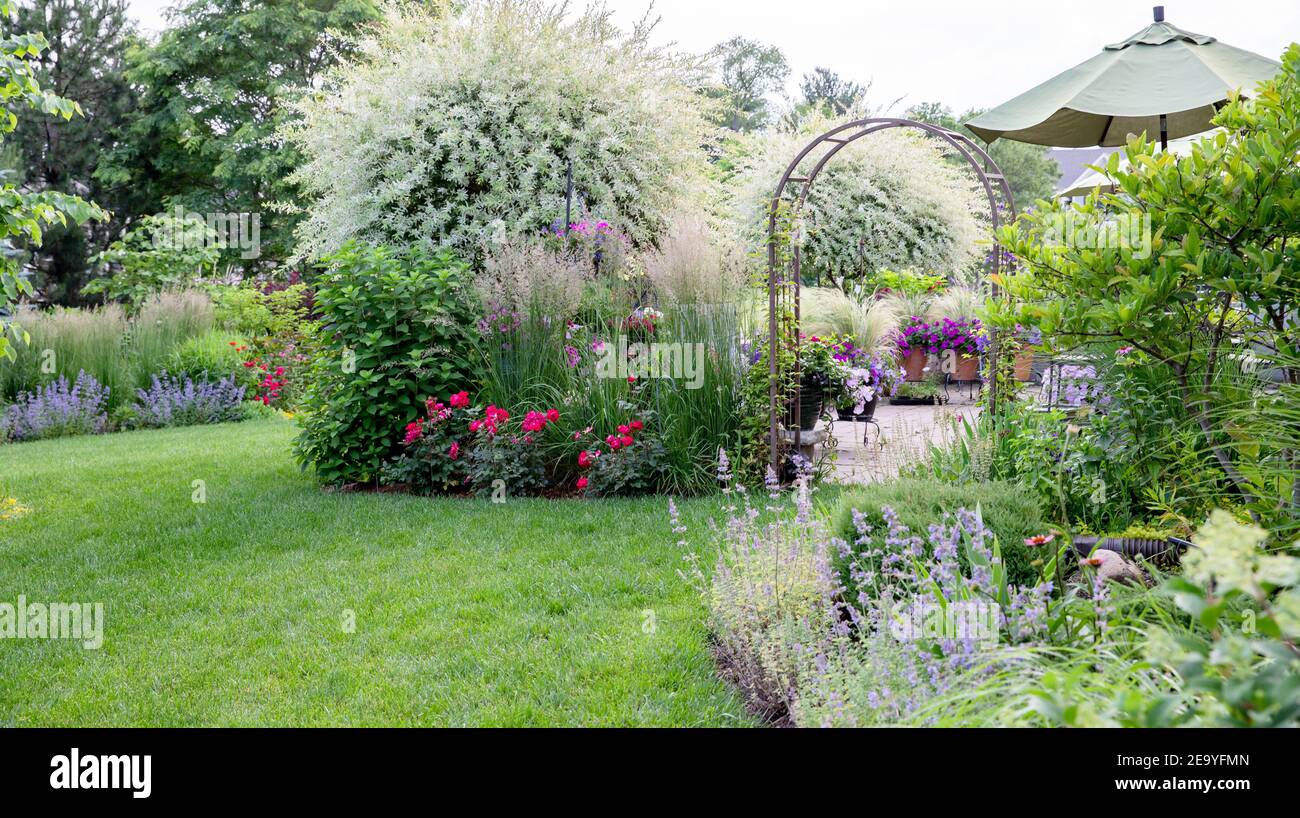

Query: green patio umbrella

[965,6,1280,148]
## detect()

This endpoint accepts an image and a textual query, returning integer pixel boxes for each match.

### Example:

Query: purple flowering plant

[477,299,522,339]
[1,371,110,441]
[831,337,903,411]
[131,373,246,428]
[678,459,1073,726]
[898,316,988,358]
[541,216,629,273]
[1056,364,1111,408]
[1015,322,1043,346]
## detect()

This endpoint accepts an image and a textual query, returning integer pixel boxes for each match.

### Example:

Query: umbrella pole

[1156,8,1168,151]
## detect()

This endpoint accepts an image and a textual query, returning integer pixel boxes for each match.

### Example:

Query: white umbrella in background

[1058,132,1210,197]
[966,6,1280,150]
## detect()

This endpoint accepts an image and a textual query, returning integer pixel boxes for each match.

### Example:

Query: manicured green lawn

[0,417,753,726]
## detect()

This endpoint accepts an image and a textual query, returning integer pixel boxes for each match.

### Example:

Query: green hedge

[830,478,1049,588]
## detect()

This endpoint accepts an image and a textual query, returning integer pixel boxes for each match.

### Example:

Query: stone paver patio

[825,394,982,484]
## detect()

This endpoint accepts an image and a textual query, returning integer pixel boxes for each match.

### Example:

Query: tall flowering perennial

[685,467,1300,727]
[543,218,630,273]
[840,507,1056,671]
[1,371,110,441]
[477,300,522,341]
[132,373,246,428]
[680,474,1078,725]
[677,470,832,721]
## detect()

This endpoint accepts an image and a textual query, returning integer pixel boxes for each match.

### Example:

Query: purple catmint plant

[681,488,1064,726]
[1,371,110,441]
[132,373,246,428]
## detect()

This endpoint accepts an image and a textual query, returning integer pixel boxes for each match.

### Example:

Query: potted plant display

[889,372,945,405]
[897,316,932,381]
[786,335,846,430]
[900,316,988,382]
[830,337,901,421]
[937,317,987,381]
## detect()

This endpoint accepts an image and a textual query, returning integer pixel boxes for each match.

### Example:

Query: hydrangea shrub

[293,242,480,485]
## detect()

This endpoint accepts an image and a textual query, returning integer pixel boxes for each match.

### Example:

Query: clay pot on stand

[955,353,980,382]
[1014,349,1035,381]
[902,349,928,382]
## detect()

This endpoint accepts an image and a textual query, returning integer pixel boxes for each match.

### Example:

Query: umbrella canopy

[966,7,1280,147]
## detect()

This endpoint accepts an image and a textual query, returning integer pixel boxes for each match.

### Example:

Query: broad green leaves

[990,44,1300,525]
[0,1,107,359]
[293,242,479,485]
[83,213,222,309]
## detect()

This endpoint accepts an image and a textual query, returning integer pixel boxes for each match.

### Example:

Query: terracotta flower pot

[902,349,928,382]
[955,354,980,382]
[1014,349,1035,381]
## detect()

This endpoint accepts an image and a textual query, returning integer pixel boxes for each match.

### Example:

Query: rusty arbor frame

[765,117,1017,474]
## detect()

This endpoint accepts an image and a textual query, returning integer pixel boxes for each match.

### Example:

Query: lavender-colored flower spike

[2,371,110,441]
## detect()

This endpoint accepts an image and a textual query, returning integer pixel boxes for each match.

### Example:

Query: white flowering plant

[285,1,717,263]
[1044,511,1300,728]
[727,114,986,288]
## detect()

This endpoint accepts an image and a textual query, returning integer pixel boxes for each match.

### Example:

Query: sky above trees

[125,0,1300,114]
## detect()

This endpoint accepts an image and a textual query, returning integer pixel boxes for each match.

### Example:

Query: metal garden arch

[765,117,1017,474]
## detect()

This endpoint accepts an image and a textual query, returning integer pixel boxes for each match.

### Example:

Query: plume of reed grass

[0,304,130,406]
[643,213,748,306]
[127,290,214,390]
[925,284,983,323]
